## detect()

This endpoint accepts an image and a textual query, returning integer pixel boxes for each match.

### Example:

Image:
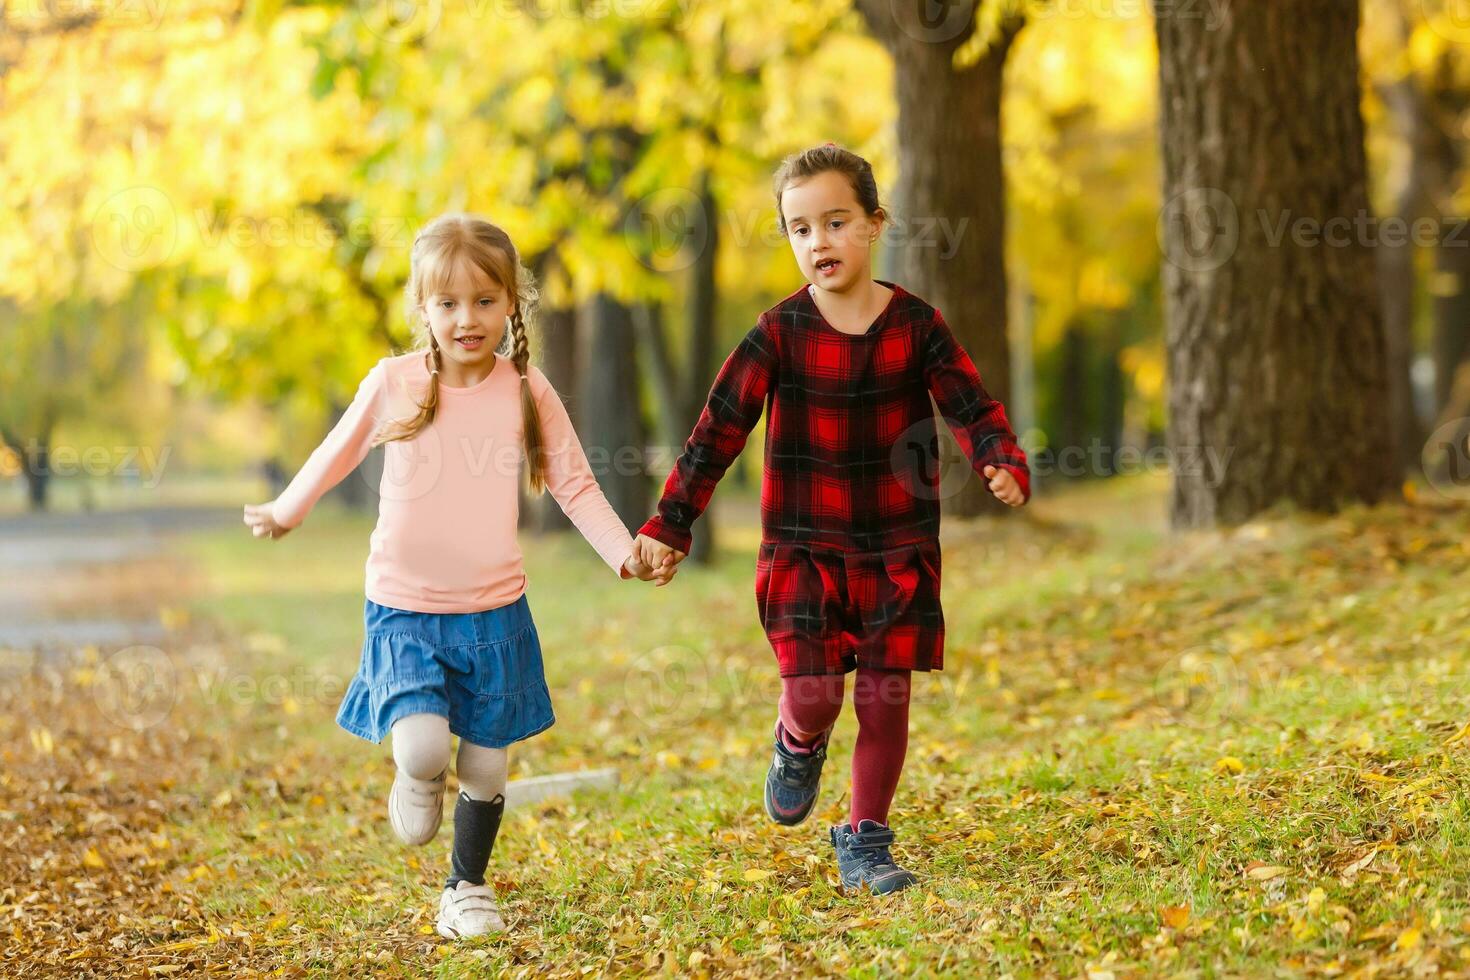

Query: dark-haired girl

[633,145,1029,893]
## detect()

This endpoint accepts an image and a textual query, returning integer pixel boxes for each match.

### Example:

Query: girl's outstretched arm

[243,360,388,539]
[636,314,778,558]
[530,368,673,586]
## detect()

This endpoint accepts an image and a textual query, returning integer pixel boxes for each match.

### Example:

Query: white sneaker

[435,880,505,938]
[388,767,446,845]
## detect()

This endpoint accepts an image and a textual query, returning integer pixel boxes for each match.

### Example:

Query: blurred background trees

[3,0,1467,538]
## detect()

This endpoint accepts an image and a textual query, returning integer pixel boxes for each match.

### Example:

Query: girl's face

[780,170,884,295]
[423,257,514,372]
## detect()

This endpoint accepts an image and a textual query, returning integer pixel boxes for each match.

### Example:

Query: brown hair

[771,143,884,236]
[374,213,548,495]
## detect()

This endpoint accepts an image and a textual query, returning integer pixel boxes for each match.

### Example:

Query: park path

[0,506,236,655]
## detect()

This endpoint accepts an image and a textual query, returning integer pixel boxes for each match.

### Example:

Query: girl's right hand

[243,501,292,540]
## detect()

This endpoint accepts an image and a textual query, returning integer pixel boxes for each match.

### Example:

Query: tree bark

[1153,0,1394,527]
[857,0,1023,518]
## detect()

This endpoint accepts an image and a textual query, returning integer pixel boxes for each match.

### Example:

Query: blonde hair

[374,213,548,494]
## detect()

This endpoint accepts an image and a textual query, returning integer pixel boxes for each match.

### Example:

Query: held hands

[623,550,679,587]
[243,501,292,540]
[983,465,1026,507]
[631,533,688,588]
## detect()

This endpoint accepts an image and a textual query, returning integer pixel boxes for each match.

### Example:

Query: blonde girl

[244,213,672,938]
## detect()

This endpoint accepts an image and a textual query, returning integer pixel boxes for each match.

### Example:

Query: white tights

[390,712,508,801]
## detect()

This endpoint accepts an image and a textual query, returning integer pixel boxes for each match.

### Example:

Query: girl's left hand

[983,465,1025,507]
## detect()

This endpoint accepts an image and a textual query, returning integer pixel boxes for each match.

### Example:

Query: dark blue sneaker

[763,722,830,826]
[830,820,919,895]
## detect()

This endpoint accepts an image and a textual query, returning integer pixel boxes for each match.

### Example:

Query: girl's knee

[780,674,845,738]
[456,741,509,801]
[391,713,452,780]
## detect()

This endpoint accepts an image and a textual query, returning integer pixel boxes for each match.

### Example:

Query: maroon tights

[778,668,911,830]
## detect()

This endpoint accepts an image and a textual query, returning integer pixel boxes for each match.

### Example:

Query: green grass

[9,475,1470,975]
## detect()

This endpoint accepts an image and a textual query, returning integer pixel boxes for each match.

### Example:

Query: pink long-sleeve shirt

[271,351,635,614]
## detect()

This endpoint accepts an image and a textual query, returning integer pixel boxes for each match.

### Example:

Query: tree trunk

[4,422,56,512]
[534,300,578,533]
[1373,30,1437,478]
[24,436,50,511]
[1370,1,1467,479]
[1153,0,1393,527]
[1058,324,1089,478]
[1008,262,1037,442]
[636,300,681,451]
[683,174,721,564]
[1377,230,1421,475]
[579,294,649,530]
[857,0,1023,518]
[1433,222,1470,415]
[1100,314,1127,478]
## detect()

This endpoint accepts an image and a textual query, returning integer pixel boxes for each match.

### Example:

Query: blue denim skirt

[336,594,555,749]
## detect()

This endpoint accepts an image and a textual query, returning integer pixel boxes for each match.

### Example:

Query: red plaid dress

[638,282,1029,675]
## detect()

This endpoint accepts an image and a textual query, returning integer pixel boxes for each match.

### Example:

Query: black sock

[444,790,505,889]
